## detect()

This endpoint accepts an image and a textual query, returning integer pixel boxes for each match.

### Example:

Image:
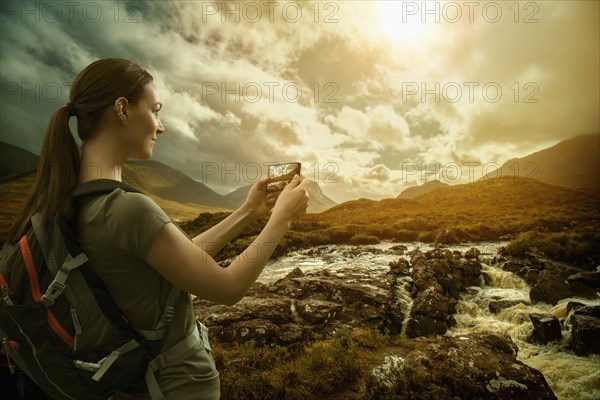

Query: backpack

[0,179,187,400]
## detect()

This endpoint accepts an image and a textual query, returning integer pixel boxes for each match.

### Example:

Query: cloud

[1,0,598,202]
[365,163,391,181]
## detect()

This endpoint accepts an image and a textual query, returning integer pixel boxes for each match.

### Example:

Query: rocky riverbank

[195,243,599,399]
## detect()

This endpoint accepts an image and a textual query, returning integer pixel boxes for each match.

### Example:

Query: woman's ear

[113,97,129,119]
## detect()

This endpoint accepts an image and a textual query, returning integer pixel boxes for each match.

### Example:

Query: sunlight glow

[375,2,439,48]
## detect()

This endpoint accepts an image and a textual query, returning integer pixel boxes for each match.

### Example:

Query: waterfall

[257,242,599,400]
[448,262,600,400]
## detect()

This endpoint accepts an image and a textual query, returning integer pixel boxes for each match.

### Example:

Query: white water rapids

[258,241,600,400]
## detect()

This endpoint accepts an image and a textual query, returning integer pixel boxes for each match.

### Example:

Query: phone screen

[266,162,301,192]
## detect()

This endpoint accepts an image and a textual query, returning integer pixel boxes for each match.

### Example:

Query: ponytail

[6,104,81,243]
[6,58,153,244]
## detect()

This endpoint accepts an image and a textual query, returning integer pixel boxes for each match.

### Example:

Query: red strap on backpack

[19,236,74,348]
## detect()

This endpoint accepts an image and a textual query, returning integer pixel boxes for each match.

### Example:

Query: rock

[501,256,546,279]
[388,258,409,275]
[528,313,562,344]
[366,332,556,400]
[295,299,342,324]
[410,287,455,320]
[530,270,598,305]
[196,262,404,345]
[489,299,531,314]
[569,282,600,300]
[285,267,305,279]
[389,244,408,254]
[198,245,483,346]
[569,314,600,356]
[405,315,448,338]
[459,259,483,287]
[525,268,541,285]
[570,305,600,318]
[464,247,481,260]
[567,271,600,291]
[544,261,586,280]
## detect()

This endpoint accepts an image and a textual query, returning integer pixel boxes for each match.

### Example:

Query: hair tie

[65,102,76,117]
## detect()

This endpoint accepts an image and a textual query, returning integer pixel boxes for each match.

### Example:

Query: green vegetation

[213,327,497,400]
[213,327,396,400]
[501,229,600,268]
[178,177,600,264]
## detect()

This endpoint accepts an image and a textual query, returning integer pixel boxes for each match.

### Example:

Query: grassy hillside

[482,133,600,190]
[178,176,600,262]
[3,173,598,263]
[397,180,449,199]
[0,172,226,243]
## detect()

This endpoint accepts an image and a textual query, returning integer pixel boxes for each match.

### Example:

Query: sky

[0,1,598,203]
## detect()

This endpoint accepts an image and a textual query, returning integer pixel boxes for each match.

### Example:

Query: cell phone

[266,162,301,192]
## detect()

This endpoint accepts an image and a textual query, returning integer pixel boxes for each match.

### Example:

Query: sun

[375,2,438,48]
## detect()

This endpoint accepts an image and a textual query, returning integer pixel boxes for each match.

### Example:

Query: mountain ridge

[481,133,600,190]
[224,179,337,213]
[397,180,449,199]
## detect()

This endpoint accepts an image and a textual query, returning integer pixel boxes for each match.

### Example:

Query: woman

[7,58,309,399]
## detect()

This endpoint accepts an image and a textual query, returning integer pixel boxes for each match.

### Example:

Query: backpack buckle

[41,280,66,307]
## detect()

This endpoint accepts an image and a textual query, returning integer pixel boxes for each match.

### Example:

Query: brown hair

[6,58,153,243]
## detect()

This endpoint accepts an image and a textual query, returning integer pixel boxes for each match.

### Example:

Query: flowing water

[259,242,600,400]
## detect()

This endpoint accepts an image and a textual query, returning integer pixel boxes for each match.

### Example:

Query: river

[259,241,600,400]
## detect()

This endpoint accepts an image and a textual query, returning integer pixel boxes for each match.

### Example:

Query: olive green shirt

[77,187,220,399]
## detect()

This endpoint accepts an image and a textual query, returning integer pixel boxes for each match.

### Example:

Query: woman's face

[124,82,164,160]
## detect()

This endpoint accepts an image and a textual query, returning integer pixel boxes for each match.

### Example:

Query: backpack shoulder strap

[71,178,182,337]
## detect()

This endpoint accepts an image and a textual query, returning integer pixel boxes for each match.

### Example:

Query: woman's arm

[191,177,278,256]
[146,176,309,306]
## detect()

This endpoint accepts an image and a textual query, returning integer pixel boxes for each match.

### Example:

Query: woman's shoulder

[103,188,170,221]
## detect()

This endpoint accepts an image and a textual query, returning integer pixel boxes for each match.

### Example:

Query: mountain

[0,142,238,228]
[314,175,600,242]
[0,141,39,181]
[225,179,337,213]
[123,160,237,210]
[397,180,449,199]
[481,133,600,190]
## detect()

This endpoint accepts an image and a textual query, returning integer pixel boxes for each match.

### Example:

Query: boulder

[195,262,401,345]
[501,256,545,279]
[567,271,600,291]
[410,287,455,320]
[464,247,481,260]
[459,259,483,287]
[389,244,408,254]
[197,245,483,345]
[366,332,557,400]
[525,268,541,285]
[388,258,409,275]
[405,315,448,338]
[569,313,600,356]
[530,270,598,305]
[285,267,305,279]
[295,299,342,324]
[569,305,600,318]
[528,313,562,344]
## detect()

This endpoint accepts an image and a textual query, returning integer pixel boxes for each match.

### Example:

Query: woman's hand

[240,177,279,219]
[269,175,309,227]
